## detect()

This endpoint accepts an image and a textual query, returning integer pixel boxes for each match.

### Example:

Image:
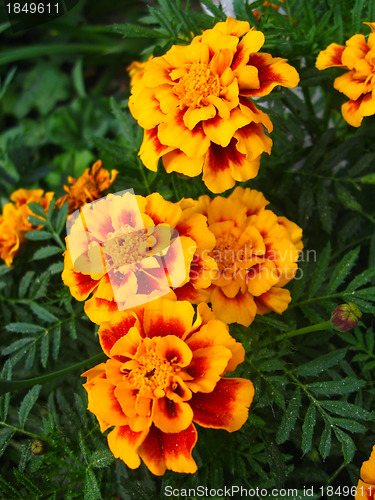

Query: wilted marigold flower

[62,190,216,324]
[0,189,54,267]
[316,23,375,127]
[129,17,299,193]
[252,0,284,22]
[178,187,303,327]
[55,160,118,213]
[82,298,254,475]
[355,445,375,500]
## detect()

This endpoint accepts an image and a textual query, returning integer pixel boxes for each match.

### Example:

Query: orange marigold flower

[355,445,375,500]
[55,160,118,213]
[0,189,54,267]
[127,56,153,87]
[316,22,375,127]
[62,190,216,324]
[82,298,254,475]
[129,17,300,193]
[177,187,303,327]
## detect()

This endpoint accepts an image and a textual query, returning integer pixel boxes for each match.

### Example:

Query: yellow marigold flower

[55,160,118,213]
[82,298,254,475]
[127,56,153,87]
[183,187,303,327]
[0,189,54,267]
[129,17,300,193]
[355,445,375,499]
[316,23,375,127]
[62,191,216,324]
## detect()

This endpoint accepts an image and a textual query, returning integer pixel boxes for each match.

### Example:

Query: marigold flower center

[102,231,150,268]
[211,236,252,275]
[123,344,180,395]
[174,63,220,108]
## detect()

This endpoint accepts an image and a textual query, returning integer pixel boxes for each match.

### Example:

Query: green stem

[0,421,42,440]
[262,320,332,347]
[137,157,151,195]
[0,352,106,395]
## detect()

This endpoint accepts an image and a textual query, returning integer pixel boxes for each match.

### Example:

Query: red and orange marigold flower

[62,190,216,324]
[0,189,54,267]
[129,17,299,193]
[82,298,254,475]
[55,160,118,213]
[355,445,375,499]
[176,187,303,327]
[316,22,375,127]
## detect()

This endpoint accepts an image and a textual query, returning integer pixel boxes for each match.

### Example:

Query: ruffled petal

[152,397,194,433]
[210,287,257,327]
[255,286,291,314]
[143,299,195,339]
[107,425,148,469]
[190,378,254,431]
[316,43,346,69]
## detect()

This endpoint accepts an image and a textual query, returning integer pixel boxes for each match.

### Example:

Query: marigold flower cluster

[355,445,375,500]
[0,189,53,267]
[316,22,375,127]
[129,17,299,193]
[57,18,305,475]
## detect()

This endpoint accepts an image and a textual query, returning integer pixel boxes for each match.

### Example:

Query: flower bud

[31,439,47,455]
[331,303,362,332]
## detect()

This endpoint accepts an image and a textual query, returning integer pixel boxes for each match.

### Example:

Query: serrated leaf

[319,423,331,459]
[33,245,62,260]
[309,242,331,297]
[317,182,332,233]
[27,201,47,219]
[347,297,375,313]
[18,271,35,298]
[24,230,51,241]
[110,97,135,144]
[301,404,316,454]
[29,302,58,323]
[84,468,102,500]
[40,333,49,368]
[306,377,366,396]
[332,418,367,433]
[48,261,64,275]
[346,267,375,292]
[0,473,22,499]
[27,215,47,226]
[89,449,115,468]
[276,388,301,444]
[319,401,374,420]
[294,349,347,377]
[327,247,360,293]
[19,385,42,427]
[0,429,15,459]
[358,173,375,184]
[110,22,170,38]
[335,184,361,212]
[333,427,356,462]
[5,323,44,333]
[52,325,61,360]
[2,338,34,356]
[24,343,36,370]
[56,201,69,236]
[13,469,43,496]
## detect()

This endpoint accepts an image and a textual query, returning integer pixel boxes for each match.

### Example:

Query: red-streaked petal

[184,345,232,393]
[62,251,100,301]
[190,378,254,431]
[152,397,194,433]
[162,149,204,177]
[143,299,195,339]
[210,287,257,326]
[88,379,129,426]
[84,296,120,325]
[231,29,265,70]
[138,423,198,475]
[139,127,174,172]
[98,313,138,357]
[255,286,291,314]
[241,52,300,97]
[316,43,346,70]
[155,335,193,367]
[107,425,148,469]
